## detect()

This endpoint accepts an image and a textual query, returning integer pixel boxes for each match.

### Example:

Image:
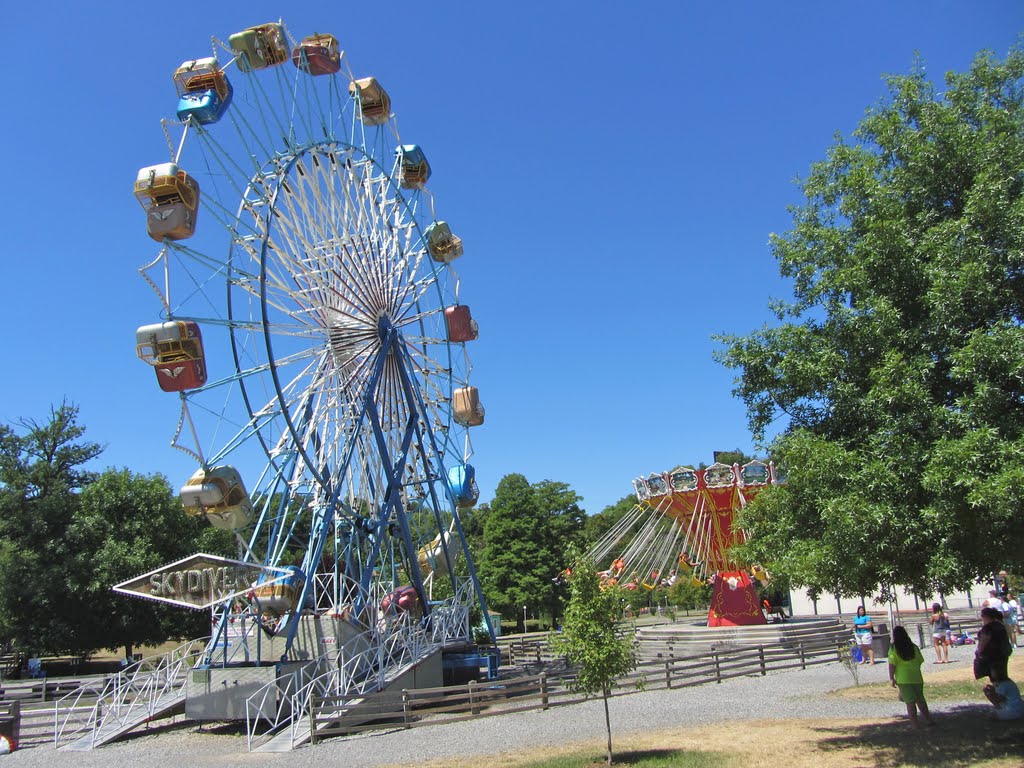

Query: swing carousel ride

[586,460,784,627]
[117,19,491,717]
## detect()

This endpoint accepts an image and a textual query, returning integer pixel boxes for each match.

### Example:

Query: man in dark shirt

[976,607,1012,682]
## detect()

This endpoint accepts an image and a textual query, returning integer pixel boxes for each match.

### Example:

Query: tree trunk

[603,686,613,765]
[125,643,133,661]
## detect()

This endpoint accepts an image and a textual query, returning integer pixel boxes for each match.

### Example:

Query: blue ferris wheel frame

[134,26,493,667]
[200,141,493,663]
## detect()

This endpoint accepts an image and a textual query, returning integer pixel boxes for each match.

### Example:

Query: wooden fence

[0,681,103,749]
[307,638,846,743]
[496,634,561,666]
[0,678,95,706]
[9,704,92,748]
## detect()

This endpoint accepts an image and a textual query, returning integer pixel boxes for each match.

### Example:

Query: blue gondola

[173,58,233,125]
[448,464,479,508]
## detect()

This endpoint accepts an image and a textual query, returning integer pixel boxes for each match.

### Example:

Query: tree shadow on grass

[523,748,729,768]
[811,704,1024,767]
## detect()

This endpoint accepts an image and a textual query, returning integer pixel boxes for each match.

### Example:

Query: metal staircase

[249,612,440,752]
[54,639,207,750]
[50,581,476,752]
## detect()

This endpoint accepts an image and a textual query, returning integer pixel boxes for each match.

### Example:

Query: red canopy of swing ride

[587,460,785,627]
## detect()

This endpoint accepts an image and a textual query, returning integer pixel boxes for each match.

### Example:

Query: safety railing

[244,612,433,750]
[429,602,470,645]
[292,615,431,747]
[427,577,476,645]
[242,656,329,748]
[54,638,207,749]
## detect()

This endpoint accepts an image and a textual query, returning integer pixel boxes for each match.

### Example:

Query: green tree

[478,474,584,630]
[550,555,636,766]
[666,578,713,611]
[69,469,233,658]
[533,479,586,620]
[0,403,102,658]
[582,494,637,551]
[459,502,490,565]
[716,46,1024,597]
[709,449,755,468]
[479,474,548,630]
[534,480,586,546]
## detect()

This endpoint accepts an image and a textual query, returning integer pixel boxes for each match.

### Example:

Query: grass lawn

[410,713,1023,768]
[20,639,198,679]
[832,654,1024,702]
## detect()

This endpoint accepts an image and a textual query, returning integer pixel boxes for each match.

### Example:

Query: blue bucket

[851,645,863,663]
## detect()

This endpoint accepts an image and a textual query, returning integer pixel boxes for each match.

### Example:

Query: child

[888,625,934,727]
[984,679,1024,720]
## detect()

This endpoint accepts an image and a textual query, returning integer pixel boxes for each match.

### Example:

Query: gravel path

[4,643,988,768]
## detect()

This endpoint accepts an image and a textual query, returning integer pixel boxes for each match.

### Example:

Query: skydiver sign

[114,553,291,610]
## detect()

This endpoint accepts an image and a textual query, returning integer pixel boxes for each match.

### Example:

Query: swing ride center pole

[707,570,767,627]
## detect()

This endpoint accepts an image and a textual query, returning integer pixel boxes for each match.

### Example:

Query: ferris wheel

[132,22,490,659]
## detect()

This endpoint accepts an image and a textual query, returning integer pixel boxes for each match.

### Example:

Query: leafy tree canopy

[707,449,757,468]
[478,474,584,628]
[0,403,103,656]
[69,469,233,657]
[582,494,637,552]
[716,46,1024,598]
[0,405,230,659]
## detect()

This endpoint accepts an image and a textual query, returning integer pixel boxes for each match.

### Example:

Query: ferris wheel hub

[376,312,396,340]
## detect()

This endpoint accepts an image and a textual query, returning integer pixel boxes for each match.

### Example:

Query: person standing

[975,607,1012,683]
[888,625,934,728]
[1007,592,1020,647]
[928,603,951,664]
[984,589,1005,612]
[853,605,876,665]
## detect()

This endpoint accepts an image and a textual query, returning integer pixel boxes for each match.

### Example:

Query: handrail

[245,611,436,750]
[54,638,207,749]
[294,618,425,739]
[243,654,332,748]
[288,641,384,744]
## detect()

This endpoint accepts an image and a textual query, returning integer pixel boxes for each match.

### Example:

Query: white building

[788,583,995,617]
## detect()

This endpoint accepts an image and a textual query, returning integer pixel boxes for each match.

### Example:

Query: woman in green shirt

[888,625,934,727]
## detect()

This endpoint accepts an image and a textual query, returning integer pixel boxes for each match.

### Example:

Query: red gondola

[445,305,478,342]
[136,321,207,392]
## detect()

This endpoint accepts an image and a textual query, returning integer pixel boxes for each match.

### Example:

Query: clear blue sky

[3,2,1021,515]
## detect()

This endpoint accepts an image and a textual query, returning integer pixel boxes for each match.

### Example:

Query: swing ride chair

[118,19,495,732]
[588,460,783,627]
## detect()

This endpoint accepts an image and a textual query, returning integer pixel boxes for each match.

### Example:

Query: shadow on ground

[813,704,1024,767]
[114,717,249,743]
[520,748,729,768]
